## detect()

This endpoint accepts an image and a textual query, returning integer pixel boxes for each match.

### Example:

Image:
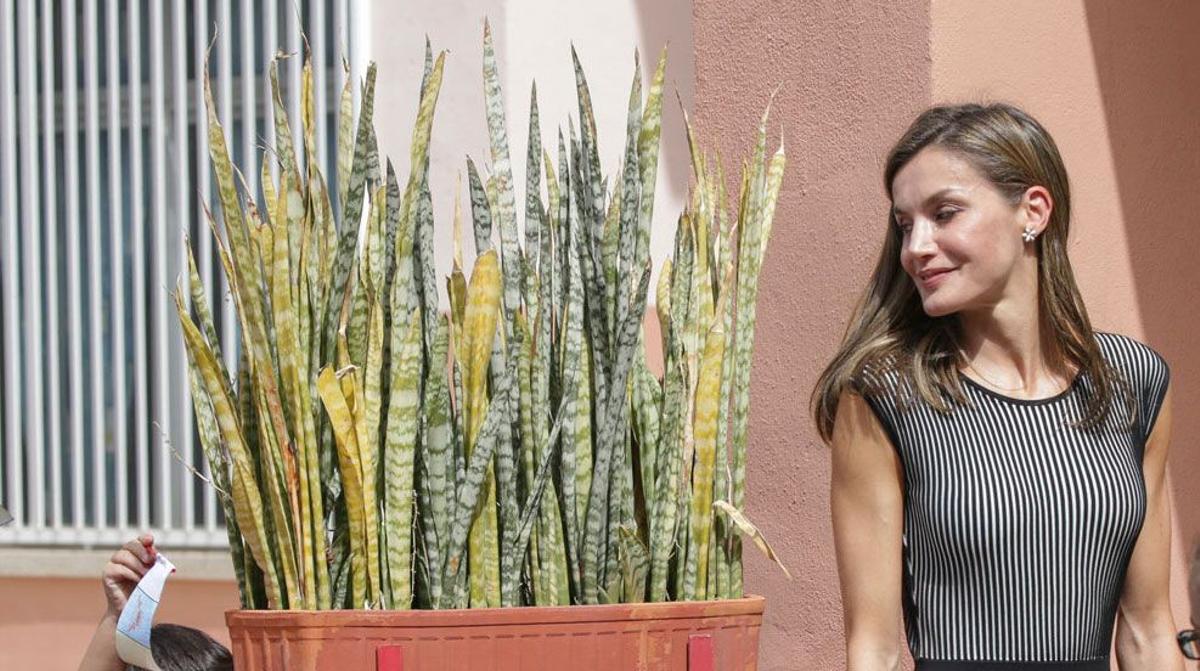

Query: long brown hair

[810,102,1135,444]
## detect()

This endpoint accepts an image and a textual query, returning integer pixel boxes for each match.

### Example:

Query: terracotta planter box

[226,594,765,670]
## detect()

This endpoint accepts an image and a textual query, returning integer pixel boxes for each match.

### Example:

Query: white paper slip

[115,553,176,671]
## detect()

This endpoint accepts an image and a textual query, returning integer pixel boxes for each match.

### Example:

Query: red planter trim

[227,595,765,628]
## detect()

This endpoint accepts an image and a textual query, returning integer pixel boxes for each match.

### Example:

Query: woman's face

[890,145,1043,318]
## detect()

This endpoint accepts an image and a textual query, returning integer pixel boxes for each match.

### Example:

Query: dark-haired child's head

[139,623,232,671]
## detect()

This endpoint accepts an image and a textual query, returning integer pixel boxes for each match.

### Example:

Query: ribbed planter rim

[226,594,765,629]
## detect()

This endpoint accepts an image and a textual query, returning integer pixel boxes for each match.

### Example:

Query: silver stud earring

[1022,226,1037,243]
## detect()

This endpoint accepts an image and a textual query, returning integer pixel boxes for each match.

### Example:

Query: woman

[811,103,1178,670]
[78,533,233,671]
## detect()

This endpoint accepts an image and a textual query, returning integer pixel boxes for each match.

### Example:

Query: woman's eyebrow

[892,187,965,217]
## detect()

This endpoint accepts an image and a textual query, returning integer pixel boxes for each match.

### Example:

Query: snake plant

[177,21,788,611]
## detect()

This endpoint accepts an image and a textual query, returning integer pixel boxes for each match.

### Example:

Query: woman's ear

[1021,185,1054,235]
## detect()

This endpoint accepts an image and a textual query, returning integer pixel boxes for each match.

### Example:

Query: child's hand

[101,533,157,618]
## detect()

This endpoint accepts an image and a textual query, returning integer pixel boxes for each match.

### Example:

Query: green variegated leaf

[178,283,249,606]
[420,316,454,607]
[466,158,493,256]
[365,184,387,300]
[326,62,377,369]
[385,311,422,608]
[462,249,502,607]
[489,333,520,607]
[301,57,317,176]
[360,301,385,606]
[615,55,642,340]
[728,96,780,596]
[262,154,279,230]
[687,310,727,600]
[514,314,538,601]
[317,366,369,608]
[636,47,667,271]
[570,47,604,220]
[441,356,511,608]
[617,525,650,603]
[382,163,402,311]
[633,353,661,522]
[524,83,543,296]
[337,57,354,212]
[184,244,234,402]
[482,19,523,342]
[413,175,440,358]
[649,214,694,602]
[268,59,299,182]
[176,293,282,608]
[409,51,446,175]
[272,170,318,609]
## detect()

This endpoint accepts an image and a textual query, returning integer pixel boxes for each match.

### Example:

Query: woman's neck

[954,313,1076,395]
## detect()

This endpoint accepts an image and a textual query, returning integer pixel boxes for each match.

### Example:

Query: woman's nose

[905,218,938,255]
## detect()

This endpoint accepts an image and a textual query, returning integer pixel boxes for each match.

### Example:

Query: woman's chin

[921,295,960,317]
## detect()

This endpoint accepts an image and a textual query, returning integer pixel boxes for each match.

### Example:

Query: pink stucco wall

[0,577,237,670]
[692,0,1199,668]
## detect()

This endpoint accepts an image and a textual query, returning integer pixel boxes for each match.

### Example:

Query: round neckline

[960,369,1082,406]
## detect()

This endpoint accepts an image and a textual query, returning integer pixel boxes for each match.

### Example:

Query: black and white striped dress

[855,331,1172,671]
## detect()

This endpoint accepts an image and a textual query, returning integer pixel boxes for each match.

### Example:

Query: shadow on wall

[1083,0,1200,619]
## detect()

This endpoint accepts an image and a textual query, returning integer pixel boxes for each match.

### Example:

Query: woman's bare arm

[1115,384,1182,670]
[831,389,906,670]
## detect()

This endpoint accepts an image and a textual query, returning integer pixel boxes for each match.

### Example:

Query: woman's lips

[920,268,955,288]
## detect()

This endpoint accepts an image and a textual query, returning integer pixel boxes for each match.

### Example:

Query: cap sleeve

[1139,347,1171,446]
[848,361,904,454]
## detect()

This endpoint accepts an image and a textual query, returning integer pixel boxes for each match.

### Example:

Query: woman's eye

[935,209,957,222]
